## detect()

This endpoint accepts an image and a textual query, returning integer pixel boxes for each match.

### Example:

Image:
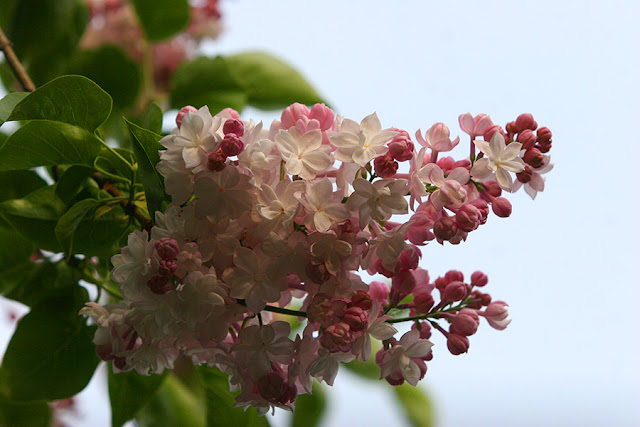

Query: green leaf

[7,75,113,132]
[131,0,190,41]
[198,366,269,427]
[0,92,28,125]
[3,261,77,308]
[0,186,65,252]
[393,384,435,427]
[0,396,51,427]
[55,199,101,255]
[225,52,325,110]
[143,102,164,135]
[135,374,205,427]
[95,147,135,181]
[4,0,88,86]
[0,287,99,401]
[170,56,247,113]
[0,226,36,297]
[56,198,130,257]
[125,119,165,221]
[0,0,20,28]
[109,367,167,427]
[67,46,142,110]
[0,120,104,171]
[55,165,95,205]
[291,382,326,427]
[0,170,47,203]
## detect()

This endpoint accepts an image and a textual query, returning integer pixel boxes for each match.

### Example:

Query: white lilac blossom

[82,106,553,414]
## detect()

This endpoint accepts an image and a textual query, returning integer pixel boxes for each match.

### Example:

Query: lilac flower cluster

[82,103,553,414]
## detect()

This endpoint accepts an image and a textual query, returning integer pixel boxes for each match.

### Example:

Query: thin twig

[0,25,35,92]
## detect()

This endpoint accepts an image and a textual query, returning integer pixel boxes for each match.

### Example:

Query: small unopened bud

[536,126,552,143]
[483,181,502,198]
[350,290,373,311]
[320,323,354,352]
[446,333,470,355]
[517,129,537,150]
[523,148,544,168]
[220,133,244,157]
[343,306,368,331]
[444,270,464,284]
[434,217,458,241]
[483,125,503,141]
[450,309,480,336]
[443,280,467,302]
[515,113,537,132]
[470,271,488,287]
[517,165,533,183]
[147,276,171,295]
[176,106,197,128]
[387,129,414,161]
[455,204,481,232]
[369,281,390,304]
[207,149,227,171]
[223,118,244,137]
[158,259,177,277]
[374,154,399,177]
[492,197,512,218]
[155,238,180,260]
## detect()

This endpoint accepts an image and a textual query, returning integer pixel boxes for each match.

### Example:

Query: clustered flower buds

[82,103,553,414]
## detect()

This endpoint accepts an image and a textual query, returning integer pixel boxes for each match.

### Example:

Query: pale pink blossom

[471,132,525,190]
[329,113,398,166]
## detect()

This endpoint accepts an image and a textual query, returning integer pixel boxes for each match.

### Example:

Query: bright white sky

[2,1,639,426]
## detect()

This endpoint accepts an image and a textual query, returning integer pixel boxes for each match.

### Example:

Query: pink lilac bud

[434,216,458,241]
[223,118,244,137]
[350,290,373,311]
[434,277,447,292]
[455,204,481,232]
[257,372,297,405]
[220,133,244,156]
[446,333,470,355]
[468,199,489,224]
[506,121,518,134]
[320,323,354,352]
[158,259,177,277]
[413,321,432,340]
[147,276,171,295]
[388,129,414,161]
[515,113,537,132]
[523,148,544,168]
[309,103,335,130]
[492,197,512,218]
[343,306,368,331]
[207,149,227,171]
[155,238,180,260]
[483,125,503,141]
[537,127,552,143]
[281,103,310,129]
[397,245,421,272]
[470,271,488,287]
[390,270,416,305]
[369,281,390,304]
[537,138,552,153]
[374,154,399,177]
[483,181,502,198]
[444,270,464,284]
[443,280,467,302]
[517,165,533,183]
[412,290,435,314]
[450,309,480,336]
[517,129,537,150]
[176,106,197,128]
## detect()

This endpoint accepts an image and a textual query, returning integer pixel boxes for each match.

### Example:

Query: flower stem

[0,25,35,92]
